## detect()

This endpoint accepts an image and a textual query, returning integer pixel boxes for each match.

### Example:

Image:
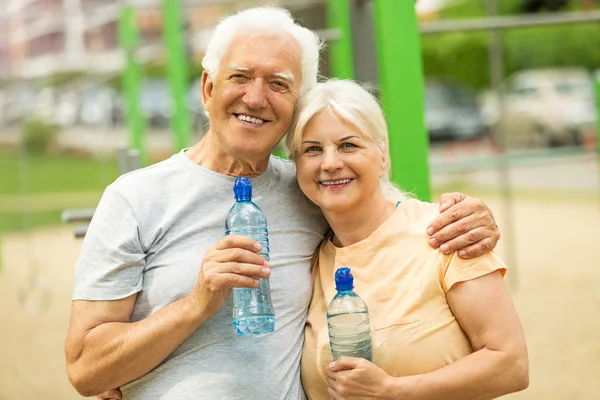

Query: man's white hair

[202,6,323,95]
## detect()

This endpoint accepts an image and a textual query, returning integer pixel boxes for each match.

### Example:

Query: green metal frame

[327,0,355,79]
[373,0,431,200]
[119,5,147,166]
[163,0,191,151]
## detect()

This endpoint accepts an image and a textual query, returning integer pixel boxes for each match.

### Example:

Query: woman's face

[294,110,386,214]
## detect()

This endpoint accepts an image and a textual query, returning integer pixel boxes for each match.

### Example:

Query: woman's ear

[379,149,388,178]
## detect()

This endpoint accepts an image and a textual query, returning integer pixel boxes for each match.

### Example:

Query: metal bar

[61,208,96,223]
[420,10,600,34]
[373,0,430,200]
[119,5,147,166]
[327,0,355,79]
[163,0,191,152]
[595,69,600,205]
[486,0,517,289]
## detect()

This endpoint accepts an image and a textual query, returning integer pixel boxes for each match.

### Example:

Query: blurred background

[0,0,599,398]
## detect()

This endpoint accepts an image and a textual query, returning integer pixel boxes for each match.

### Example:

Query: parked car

[424,79,486,141]
[494,67,597,148]
[140,78,174,129]
[78,84,123,127]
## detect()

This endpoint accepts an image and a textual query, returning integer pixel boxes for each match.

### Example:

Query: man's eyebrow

[229,64,250,72]
[273,72,295,83]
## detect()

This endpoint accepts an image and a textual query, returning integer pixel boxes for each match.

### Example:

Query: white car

[493,67,597,148]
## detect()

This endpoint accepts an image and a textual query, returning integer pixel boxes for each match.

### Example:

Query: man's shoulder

[110,152,182,192]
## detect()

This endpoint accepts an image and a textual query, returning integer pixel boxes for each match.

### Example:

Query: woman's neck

[324,194,397,247]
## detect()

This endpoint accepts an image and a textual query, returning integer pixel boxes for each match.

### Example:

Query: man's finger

[212,247,269,267]
[218,262,271,279]
[457,237,499,259]
[437,227,496,255]
[429,214,486,250]
[427,203,478,239]
[438,192,465,213]
[216,234,262,252]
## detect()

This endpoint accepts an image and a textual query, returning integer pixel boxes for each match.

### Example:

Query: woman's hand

[326,357,398,400]
[427,192,500,259]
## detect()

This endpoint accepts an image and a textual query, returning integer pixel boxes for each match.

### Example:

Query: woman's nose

[321,149,343,171]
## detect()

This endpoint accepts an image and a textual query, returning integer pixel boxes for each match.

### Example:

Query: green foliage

[20,118,60,155]
[422,0,600,89]
[0,149,119,195]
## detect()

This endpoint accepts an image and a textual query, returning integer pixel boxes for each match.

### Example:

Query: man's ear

[201,70,214,113]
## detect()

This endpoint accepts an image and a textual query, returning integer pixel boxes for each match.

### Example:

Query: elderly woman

[287,79,529,400]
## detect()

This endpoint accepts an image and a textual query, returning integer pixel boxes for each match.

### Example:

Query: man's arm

[65,294,206,397]
[65,235,270,397]
[427,192,500,258]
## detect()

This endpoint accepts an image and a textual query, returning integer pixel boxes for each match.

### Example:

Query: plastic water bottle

[225,177,275,336]
[327,267,372,361]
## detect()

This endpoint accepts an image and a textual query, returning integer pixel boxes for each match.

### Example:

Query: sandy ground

[0,198,599,399]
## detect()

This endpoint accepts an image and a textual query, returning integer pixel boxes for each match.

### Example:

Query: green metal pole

[163,0,190,151]
[327,0,355,79]
[373,0,430,200]
[119,5,147,165]
[595,69,600,157]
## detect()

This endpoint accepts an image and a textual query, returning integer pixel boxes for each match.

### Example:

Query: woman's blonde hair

[287,79,410,202]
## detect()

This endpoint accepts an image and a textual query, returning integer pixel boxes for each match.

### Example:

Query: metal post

[327,0,355,79]
[163,0,191,151]
[595,69,600,204]
[486,0,518,289]
[372,0,430,200]
[119,5,147,165]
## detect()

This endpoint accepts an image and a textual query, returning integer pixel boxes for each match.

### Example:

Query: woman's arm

[326,271,528,400]
[393,270,529,399]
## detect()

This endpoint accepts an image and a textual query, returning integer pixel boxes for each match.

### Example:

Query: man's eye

[271,81,288,90]
[231,74,248,81]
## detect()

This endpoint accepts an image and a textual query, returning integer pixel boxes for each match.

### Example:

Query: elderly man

[65,7,500,400]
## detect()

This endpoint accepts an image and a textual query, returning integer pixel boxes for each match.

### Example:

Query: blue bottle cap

[233,177,252,201]
[334,267,354,291]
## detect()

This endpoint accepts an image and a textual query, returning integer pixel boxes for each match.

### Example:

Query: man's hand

[427,192,500,259]
[326,357,397,400]
[97,388,122,400]
[187,234,271,319]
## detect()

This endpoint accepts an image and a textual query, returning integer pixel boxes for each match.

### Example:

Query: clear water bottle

[225,177,275,336]
[327,267,372,361]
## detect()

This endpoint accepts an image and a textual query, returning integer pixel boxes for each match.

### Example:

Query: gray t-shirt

[73,150,328,399]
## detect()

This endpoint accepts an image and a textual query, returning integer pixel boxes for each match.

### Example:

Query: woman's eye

[340,142,357,150]
[305,145,321,153]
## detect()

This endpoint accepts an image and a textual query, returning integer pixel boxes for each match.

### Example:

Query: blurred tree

[421,0,600,90]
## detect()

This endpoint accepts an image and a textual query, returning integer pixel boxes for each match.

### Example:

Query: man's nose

[321,148,343,171]
[242,80,268,109]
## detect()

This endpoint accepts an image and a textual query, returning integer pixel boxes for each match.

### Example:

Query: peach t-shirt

[301,199,507,400]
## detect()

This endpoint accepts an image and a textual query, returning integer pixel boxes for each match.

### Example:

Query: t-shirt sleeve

[72,185,146,300]
[441,251,507,293]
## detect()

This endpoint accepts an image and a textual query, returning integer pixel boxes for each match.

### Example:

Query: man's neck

[185,134,270,178]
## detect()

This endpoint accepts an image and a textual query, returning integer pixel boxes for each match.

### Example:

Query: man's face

[201,33,303,161]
